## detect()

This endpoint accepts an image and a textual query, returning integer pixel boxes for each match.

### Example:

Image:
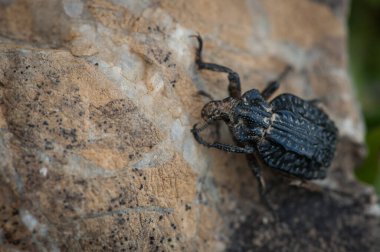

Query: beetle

[190,35,338,209]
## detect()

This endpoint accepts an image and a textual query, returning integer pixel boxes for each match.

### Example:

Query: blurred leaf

[349,0,380,193]
[368,0,380,7]
[355,127,380,193]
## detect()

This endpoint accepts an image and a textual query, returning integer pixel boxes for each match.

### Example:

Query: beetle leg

[246,155,276,214]
[308,98,322,106]
[191,123,254,154]
[196,90,214,100]
[190,34,241,99]
[261,65,292,100]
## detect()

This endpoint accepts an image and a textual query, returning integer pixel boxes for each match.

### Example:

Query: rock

[0,0,378,251]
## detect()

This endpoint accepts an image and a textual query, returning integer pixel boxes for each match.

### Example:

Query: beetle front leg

[246,155,276,215]
[308,98,322,106]
[190,34,242,99]
[196,90,215,100]
[191,123,254,154]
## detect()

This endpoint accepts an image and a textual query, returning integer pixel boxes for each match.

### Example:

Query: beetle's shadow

[226,184,379,252]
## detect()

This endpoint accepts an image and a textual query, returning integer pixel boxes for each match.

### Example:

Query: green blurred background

[349,0,380,193]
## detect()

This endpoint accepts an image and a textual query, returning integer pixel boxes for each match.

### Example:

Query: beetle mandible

[190,35,338,209]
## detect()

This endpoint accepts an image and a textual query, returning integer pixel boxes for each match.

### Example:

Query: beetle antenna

[277,65,293,82]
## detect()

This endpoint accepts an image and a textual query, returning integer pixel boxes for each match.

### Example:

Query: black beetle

[190,35,338,209]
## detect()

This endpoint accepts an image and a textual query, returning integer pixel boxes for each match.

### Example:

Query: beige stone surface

[0,0,378,251]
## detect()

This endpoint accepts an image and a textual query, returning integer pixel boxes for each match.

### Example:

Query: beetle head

[201,98,234,122]
[201,101,223,121]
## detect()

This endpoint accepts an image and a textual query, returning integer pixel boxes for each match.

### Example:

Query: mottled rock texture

[0,0,379,251]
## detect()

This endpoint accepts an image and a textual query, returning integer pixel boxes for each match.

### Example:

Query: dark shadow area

[227,184,380,252]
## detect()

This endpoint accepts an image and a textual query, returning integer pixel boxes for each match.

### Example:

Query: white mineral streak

[168,25,194,69]
[340,117,365,143]
[171,119,185,143]
[150,72,165,93]
[39,167,48,177]
[111,0,152,15]
[20,210,39,232]
[183,137,201,169]
[63,0,84,18]
[20,210,50,246]
[118,48,145,83]
[367,203,380,217]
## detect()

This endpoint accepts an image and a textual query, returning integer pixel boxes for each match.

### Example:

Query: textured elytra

[226,92,338,180]
[257,94,337,179]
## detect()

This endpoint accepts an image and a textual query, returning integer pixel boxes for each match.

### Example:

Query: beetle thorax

[233,100,272,138]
